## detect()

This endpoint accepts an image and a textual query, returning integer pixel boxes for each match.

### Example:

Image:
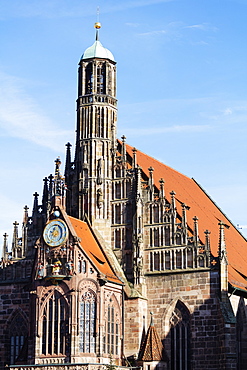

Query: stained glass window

[79,291,96,353]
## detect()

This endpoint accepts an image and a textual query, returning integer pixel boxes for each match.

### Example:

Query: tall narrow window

[115,229,121,249]
[125,227,132,250]
[79,291,96,353]
[153,205,159,223]
[101,107,104,137]
[165,226,171,246]
[97,63,106,94]
[105,303,120,355]
[96,107,101,137]
[154,228,159,247]
[42,291,69,356]
[176,250,182,269]
[170,301,190,370]
[85,63,93,94]
[187,249,193,268]
[165,251,171,270]
[115,204,121,224]
[176,233,182,245]
[9,313,28,365]
[154,252,160,271]
[108,68,112,95]
[115,182,121,199]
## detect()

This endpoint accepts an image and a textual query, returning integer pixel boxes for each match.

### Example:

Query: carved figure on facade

[97,188,104,209]
[65,260,74,276]
[51,258,62,275]
[36,262,44,279]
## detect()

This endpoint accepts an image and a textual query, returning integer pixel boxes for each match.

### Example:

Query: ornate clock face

[43,219,68,247]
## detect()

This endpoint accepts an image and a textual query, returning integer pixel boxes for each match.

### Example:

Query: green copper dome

[81,40,115,61]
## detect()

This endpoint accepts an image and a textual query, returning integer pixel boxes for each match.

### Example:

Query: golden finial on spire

[94,6,101,29]
[94,7,101,40]
[94,22,101,29]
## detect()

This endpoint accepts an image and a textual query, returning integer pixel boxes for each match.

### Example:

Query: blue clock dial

[43,219,68,247]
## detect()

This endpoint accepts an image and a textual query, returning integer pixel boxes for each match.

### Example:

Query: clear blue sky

[1,0,247,251]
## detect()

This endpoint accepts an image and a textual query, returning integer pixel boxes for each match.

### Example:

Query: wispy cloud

[206,102,247,123]
[0,71,71,151]
[223,108,233,115]
[185,23,218,32]
[125,22,141,28]
[137,21,217,42]
[138,29,168,37]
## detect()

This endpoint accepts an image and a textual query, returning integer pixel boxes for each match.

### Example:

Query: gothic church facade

[1,24,247,370]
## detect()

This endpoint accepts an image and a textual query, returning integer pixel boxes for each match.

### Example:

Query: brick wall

[0,282,30,368]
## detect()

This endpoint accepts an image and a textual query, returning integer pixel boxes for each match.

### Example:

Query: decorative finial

[94,7,101,41]
[94,22,101,29]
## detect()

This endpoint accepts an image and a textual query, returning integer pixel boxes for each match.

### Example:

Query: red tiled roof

[68,216,122,284]
[125,143,247,291]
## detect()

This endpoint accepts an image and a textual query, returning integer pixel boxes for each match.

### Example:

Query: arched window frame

[169,301,191,370]
[97,62,106,94]
[79,290,97,353]
[104,296,121,356]
[85,63,93,95]
[8,311,28,365]
[41,290,69,356]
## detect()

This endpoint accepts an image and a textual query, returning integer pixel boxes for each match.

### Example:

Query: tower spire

[70,21,117,244]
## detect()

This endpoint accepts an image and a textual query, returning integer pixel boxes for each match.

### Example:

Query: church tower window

[79,291,96,353]
[85,63,93,95]
[97,63,106,94]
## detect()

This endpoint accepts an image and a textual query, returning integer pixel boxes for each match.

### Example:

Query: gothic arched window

[115,204,121,224]
[85,63,93,95]
[108,67,112,95]
[79,291,96,353]
[187,249,193,268]
[104,302,120,356]
[176,250,182,269]
[165,226,171,246]
[97,63,106,94]
[115,229,121,249]
[42,291,69,356]
[115,182,121,199]
[9,312,28,365]
[170,301,191,370]
[198,256,205,268]
[153,205,159,223]
[154,228,159,247]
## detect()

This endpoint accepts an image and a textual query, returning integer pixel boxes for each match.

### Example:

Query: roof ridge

[193,177,247,242]
[121,139,193,181]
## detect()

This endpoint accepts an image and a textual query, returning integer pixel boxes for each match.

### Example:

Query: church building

[1,23,247,370]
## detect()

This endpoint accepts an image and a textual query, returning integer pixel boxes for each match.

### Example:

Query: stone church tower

[65,22,117,245]
[1,22,247,370]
